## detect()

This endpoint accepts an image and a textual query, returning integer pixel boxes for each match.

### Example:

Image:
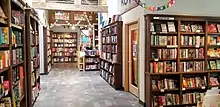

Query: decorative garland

[134,0,176,11]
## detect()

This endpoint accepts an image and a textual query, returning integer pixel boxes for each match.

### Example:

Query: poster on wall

[119,0,138,14]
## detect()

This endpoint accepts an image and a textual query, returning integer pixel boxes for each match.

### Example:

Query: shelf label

[202,86,205,89]
[154,58,159,61]
[153,17,160,19]
[195,45,200,48]
[160,89,165,92]
[152,32,156,34]
[167,45,178,48]
[182,88,186,90]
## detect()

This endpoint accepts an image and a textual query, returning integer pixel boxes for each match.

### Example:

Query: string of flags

[134,0,176,11]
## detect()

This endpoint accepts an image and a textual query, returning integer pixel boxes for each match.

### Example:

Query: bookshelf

[84,50,100,71]
[25,7,40,107]
[100,21,123,90]
[52,32,78,63]
[0,0,28,107]
[42,27,52,74]
[144,14,220,107]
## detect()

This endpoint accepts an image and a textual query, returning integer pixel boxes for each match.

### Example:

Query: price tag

[202,86,205,89]
[195,45,200,48]
[182,88,186,90]
[153,17,159,19]
[154,58,159,61]
[167,45,178,48]
[160,89,165,92]
[152,32,156,34]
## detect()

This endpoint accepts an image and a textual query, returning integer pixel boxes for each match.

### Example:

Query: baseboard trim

[139,99,146,106]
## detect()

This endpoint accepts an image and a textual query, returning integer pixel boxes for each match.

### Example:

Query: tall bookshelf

[52,32,77,63]
[145,14,220,107]
[93,24,99,50]
[42,27,51,74]
[0,0,27,107]
[25,7,40,107]
[100,21,123,90]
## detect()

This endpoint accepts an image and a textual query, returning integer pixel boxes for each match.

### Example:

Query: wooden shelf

[0,20,7,25]
[12,61,24,68]
[0,44,9,48]
[208,33,220,35]
[151,32,178,35]
[180,45,204,48]
[180,58,205,61]
[152,88,179,93]
[0,67,9,74]
[180,32,205,35]
[11,24,23,30]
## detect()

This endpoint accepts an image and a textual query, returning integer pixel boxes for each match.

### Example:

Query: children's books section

[145,14,220,107]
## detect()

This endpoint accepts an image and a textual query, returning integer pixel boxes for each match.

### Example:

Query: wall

[113,0,220,103]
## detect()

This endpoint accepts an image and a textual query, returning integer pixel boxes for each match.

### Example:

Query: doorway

[125,21,139,97]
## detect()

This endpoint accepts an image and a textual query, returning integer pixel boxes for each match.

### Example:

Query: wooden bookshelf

[0,0,28,107]
[84,50,100,71]
[42,27,52,74]
[100,21,123,90]
[25,6,40,107]
[52,32,78,63]
[145,14,220,107]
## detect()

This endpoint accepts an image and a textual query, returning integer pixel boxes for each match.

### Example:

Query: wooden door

[128,23,139,97]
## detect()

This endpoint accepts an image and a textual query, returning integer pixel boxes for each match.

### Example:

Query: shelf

[150,58,176,61]
[208,45,220,47]
[11,24,23,30]
[151,45,178,48]
[150,71,209,75]
[100,58,118,64]
[152,88,179,93]
[180,58,205,61]
[208,33,220,35]
[12,44,23,48]
[85,69,100,71]
[11,0,25,10]
[0,44,9,48]
[151,32,178,35]
[208,57,220,60]
[85,62,99,64]
[13,80,19,87]
[85,55,99,57]
[0,67,9,74]
[207,70,220,73]
[182,87,207,91]
[12,61,24,67]
[180,45,204,48]
[180,32,205,35]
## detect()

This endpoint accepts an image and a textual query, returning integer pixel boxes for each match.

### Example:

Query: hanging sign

[134,0,176,11]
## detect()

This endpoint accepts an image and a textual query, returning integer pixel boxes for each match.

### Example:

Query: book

[161,24,167,32]
[208,24,217,33]
[167,22,176,32]
[180,61,205,72]
[209,61,217,69]
[150,22,154,32]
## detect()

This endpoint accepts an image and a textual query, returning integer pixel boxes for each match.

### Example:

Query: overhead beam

[32,2,108,12]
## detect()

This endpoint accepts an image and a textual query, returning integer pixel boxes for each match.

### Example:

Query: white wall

[111,0,220,103]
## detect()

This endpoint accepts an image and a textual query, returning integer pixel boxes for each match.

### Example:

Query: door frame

[124,19,140,97]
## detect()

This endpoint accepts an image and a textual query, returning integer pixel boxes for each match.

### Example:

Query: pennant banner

[134,0,176,11]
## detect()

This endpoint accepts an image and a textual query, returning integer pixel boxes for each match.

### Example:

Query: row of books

[85,65,99,70]
[180,48,204,59]
[101,52,117,63]
[53,57,77,62]
[207,35,220,45]
[151,35,177,46]
[151,49,177,59]
[150,62,177,73]
[53,39,77,43]
[30,36,39,45]
[54,52,77,56]
[101,69,114,85]
[208,48,220,58]
[53,33,77,38]
[182,93,205,104]
[207,60,220,70]
[85,50,99,56]
[12,48,23,65]
[85,58,99,63]
[12,10,24,26]
[152,79,177,90]
[180,35,204,46]
[0,27,9,45]
[12,66,24,86]
[102,36,117,43]
[102,25,117,36]
[180,23,203,33]
[182,76,207,89]
[180,61,205,72]
[102,45,117,53]
[54,43,77,47]
[31,47,38,59]
[0,51,10,69]
[150,22,176,33]
[12,30,22,45]
[153,94,180,106]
